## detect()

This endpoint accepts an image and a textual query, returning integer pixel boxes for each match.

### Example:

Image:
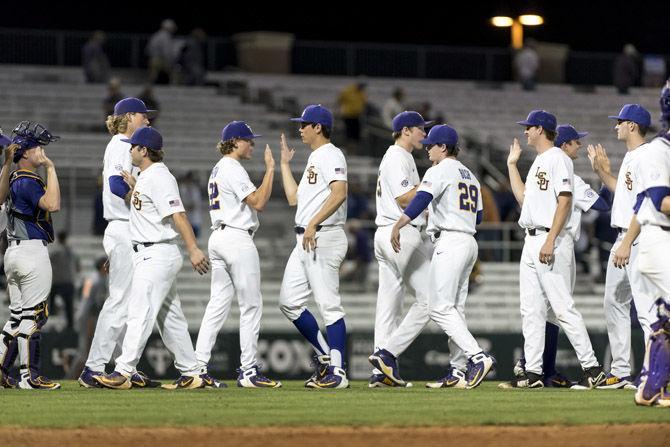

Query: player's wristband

[403,191,433,220]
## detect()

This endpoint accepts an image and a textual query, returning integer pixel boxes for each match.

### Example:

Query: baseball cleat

[498,371,544,389]
[130,371,162,388]
[0,370,18,389]
[78,366,103,388]
[656,388,670,407]
[161,375,204,390]
[200,373,227,389]
[304,354,330,388]
[18,374,61,390]
[426,368,467,389]
[368,374,413,388]
[309,366,349,389]
[465,352,495,389]
[596,373,637,390]
[236,366,282,388]
[570,366,607,390]
[544,372,572,388]
[368,349,406,386]
[94,371,132,390]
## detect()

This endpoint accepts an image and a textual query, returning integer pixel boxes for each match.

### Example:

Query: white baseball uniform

[373,144,431,365]
[278,143,348,366]
[195,156,263,372]
[86,134,138,372]
[518,147,598,375]
[603,145,657,378]
[113,162,200,378]
[413,158,484,369]
[634,137,670,298]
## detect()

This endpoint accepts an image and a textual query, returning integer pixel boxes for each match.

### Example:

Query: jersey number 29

[208,182,220,210]
[458,182,478,213]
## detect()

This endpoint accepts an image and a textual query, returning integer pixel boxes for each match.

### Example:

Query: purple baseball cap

[608,104,651,127]
[392,111,434,132]
[555,124,588,147]
[421,124,458,146]
[517,110,557,132]
[290,104,334,129]
[114,97,156,116]
[121,127,163,151]
[221,121,262,141]
[0,128,10,147]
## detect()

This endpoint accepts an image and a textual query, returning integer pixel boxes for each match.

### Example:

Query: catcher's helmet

[11,121,59,162]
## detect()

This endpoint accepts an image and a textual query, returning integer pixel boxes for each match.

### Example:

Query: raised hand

[264,144,275,170]
[280,133,295,164]
[508,138,522,165]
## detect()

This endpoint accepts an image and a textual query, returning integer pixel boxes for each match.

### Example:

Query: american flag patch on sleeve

[562,178,571,185]
[169,199,181,207]
[335,167,346,174]
[422,180,432,187]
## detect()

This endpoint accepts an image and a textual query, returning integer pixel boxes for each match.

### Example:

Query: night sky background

[2,1,669,54]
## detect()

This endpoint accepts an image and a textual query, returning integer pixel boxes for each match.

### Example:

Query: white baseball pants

[426,232,479,370]
[86,220,133,371]
[637,225,670,299]
[196,226,262,371]
[279,228,347,326]
[519,232,598,375]
[604,232,657,377]
[114,243,199,377]
[374,225,431,358]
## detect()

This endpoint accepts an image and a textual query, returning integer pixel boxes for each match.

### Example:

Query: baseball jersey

[417,158,482,237]
[129,162,186,244]
[635,137,670,227]
[102,134,139,221]
[208,156,259,232]
[6,170,53,242]
[375,144,426,227]
[611,145,647,230]
[567,175,599,241]
[519,147,574,230]
[295,143,348,227]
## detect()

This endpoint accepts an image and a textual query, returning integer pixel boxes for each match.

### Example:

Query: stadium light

[490,14,544,49]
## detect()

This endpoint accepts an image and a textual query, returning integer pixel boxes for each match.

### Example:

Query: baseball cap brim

[120,138,134,145]
[289,117,308,123]
[577,131,588,139]
[419,120,435,128]
[421,136,441,145]
[516,119,535,126]
[607,115,622,120]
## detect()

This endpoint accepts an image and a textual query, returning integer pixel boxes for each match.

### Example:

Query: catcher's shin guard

[0,314,21,375]
[17,301,49,382]
[635,303,670,407]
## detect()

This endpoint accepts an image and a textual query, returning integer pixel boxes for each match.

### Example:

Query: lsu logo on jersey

[132,191,142,210]
[306,166,318,185]
[535,167,549,191]
[625,172,633,191]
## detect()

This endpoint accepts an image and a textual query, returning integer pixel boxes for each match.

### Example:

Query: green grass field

[1,381,668,427]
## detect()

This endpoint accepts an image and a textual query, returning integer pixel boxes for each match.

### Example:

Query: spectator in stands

[660,78,670,134]
[82,31,111,84]
[478,184,502,262]
[382,88,405,129]
[102,77,124,119]
[179,171,204,237]
[147,19,178,84]
[613,44,639,95]
[178,28,207,86]
[338,81,368,142]
[92,175,107,236]
[49,231,80,330]
[66,256,108,379]
[137,85,161,126]
[514,40,539,91]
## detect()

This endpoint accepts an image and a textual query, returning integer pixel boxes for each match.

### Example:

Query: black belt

[661,226,670,232]
[220,224,253,235]
[8,240,47,246]
[132,242,155,252]
[527,227,550,236]
[295,225,322,234]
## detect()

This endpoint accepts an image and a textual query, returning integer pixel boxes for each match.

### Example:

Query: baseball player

[510,124,612,388]
[373,124,495,389]
[0,121,60,389]
[625,129,670,407]
[506,110,605,389]
[194,121,281,388]
[94,126,210,390]
[587,104,656,389]
[78,97,160,389]
[368,111,432,388]
[278,104,349,389]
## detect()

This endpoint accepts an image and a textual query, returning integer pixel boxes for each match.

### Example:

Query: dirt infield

[2,424,667,447]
